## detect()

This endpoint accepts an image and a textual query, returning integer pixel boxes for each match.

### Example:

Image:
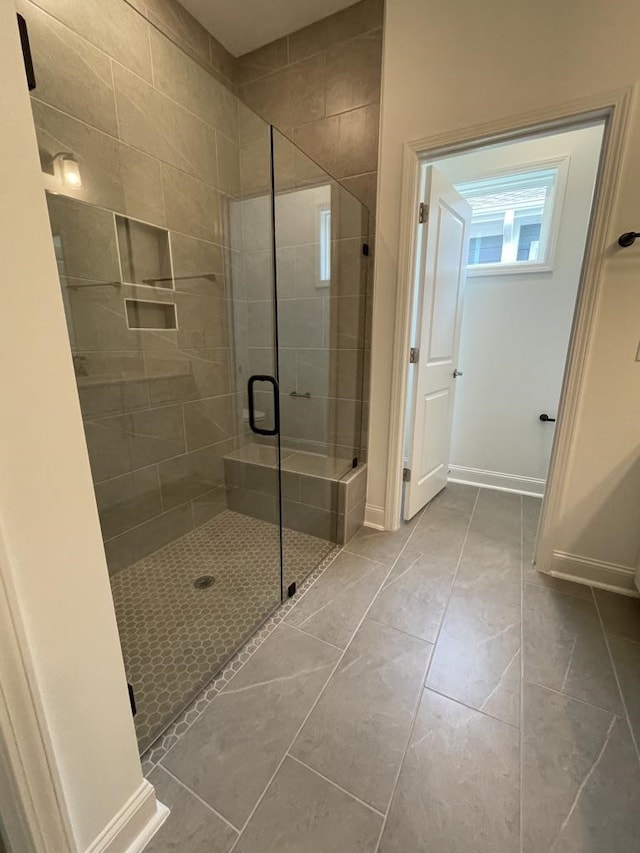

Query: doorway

[403,119,606,528]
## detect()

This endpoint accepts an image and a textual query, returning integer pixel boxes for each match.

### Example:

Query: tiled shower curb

[141,544,344,774]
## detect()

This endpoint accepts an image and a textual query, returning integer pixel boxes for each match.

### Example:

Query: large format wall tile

[524,584,623,713]
[170,233,226,298]
[162,624,340,827]
[292,104,380,181]
[183,395,236,450]
[46,193,119,282]
[292,618,430,812]
[84,404,186,482]
[173,293,231,349]
[64,284,143,352]
[162,165,227,244]
[32,100,165,225]
[158,440,234,510]
[324,30,382,115]
[234,757,382,853]
[17,0,118,135]
[240,54,326,131]
[95,466,162,539]
[145,345,231,406]
[146,766,237,853]
[379,690,520,853]
[103,502,192,572]
[149,28,238,140]
[113,64,218,186]
[325,0,384,43]
[33,0,153,81]
[145,0,211,66]
[522,682,640,852]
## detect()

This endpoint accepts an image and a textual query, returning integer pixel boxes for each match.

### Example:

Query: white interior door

[404,166,471,520]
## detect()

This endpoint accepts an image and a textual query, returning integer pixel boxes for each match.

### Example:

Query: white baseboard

[550,551,639,597]
[85,780,169,853]
[364,503,385,529]
[448,465,545,497]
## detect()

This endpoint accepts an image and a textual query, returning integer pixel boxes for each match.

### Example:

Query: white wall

[0,1,164,850]
[435,125,604,495]
[370,0,640,578]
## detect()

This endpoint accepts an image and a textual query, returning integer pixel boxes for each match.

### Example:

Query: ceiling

[178,0,361,56]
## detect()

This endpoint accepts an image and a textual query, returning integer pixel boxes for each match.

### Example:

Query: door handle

[539,413,556,423]
[248,375,280,436]
[453,369,463,378]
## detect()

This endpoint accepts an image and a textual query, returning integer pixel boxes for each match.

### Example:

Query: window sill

[467,260,553,278]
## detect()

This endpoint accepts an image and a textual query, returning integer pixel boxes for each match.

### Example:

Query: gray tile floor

[143,485,640,852]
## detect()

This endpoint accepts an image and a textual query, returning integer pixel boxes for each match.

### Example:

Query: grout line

[367,495,479,853]
[422,489,480,687]
[228,515,425,850]
[526,680,627,718]
[156,764,242,834]
[523,579,596,601]
[423,685,520,732]
[286,754,385,818]
[372,624,433,851]
[366,615,434,647]
[519,494,525,853]
[592,594,640,767]
[286,623,344,651]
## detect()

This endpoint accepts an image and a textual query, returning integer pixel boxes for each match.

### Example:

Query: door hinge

[403,467,411,482]
[418,202,428,224]
[409,347,420,364]
[362,242,370,256]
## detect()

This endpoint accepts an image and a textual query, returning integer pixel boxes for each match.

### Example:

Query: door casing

[384,88,632,579]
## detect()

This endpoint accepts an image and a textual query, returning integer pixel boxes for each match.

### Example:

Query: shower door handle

[248,375,280,436]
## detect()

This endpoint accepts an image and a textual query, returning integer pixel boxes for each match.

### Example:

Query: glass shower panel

[271,130,369,589]
[28,0,283,754]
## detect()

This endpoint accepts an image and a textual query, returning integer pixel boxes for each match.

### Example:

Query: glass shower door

[271,130,369,591]
[37,91,282,751]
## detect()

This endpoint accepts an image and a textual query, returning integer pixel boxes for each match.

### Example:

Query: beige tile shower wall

[19,0,248,572]
[236,0,383,214]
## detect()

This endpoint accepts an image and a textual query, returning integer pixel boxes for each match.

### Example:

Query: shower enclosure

[22,0,369,752]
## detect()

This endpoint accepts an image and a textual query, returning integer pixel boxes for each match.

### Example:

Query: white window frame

[317,205,332,288]
[456,156,570,277]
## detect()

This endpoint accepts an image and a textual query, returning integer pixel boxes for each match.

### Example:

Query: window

[456,164,565,274]
[319,207,331,283]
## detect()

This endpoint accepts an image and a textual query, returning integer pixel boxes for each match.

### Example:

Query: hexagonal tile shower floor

[110,510,333,753]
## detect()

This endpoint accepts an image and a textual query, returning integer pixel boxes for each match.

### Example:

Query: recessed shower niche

[115,215,173,289]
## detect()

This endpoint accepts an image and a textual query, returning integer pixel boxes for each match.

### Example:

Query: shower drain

[193,575,215,590]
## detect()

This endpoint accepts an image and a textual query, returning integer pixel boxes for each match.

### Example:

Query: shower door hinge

[418,202,428,224]
[362,242,370,256]
[17,14,36,91]
[403,467,411,482]
[128,683,137,718]
[409,347,419,364]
